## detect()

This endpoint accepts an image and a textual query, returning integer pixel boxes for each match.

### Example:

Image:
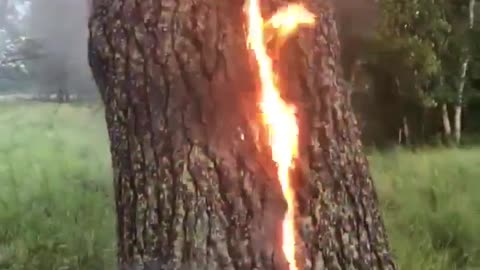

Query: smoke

[331,0,379,76]
[333,0,379,37]
[19,0,377,99]
[26,0,97,98]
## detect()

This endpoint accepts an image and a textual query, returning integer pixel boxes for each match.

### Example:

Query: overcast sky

[15,1,30,19]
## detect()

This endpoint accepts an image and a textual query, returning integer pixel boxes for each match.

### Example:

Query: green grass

[1,102,479,270]
[0,102,115,270]
[371,148,480,270]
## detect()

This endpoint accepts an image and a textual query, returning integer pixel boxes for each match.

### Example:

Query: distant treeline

[336,0,480,146]
[1,0,480,147]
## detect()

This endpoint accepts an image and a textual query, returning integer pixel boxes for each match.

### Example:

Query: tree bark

[454,59,468,144]
[401,116,410,146]
[88,0,396,269]
[454,0,476,145]
[441,103,452,139]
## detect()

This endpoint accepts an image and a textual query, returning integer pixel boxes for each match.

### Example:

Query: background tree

[0,0,38,84]
[451,0,476,143]
[0,0,97,101]
[27,0,96,101]
[350,0,446,145]
[345,0,480,147]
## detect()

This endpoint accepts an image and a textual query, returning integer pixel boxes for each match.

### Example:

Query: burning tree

[88,0,396,269]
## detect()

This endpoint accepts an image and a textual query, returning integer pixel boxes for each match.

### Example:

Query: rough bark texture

[88,0,396,269]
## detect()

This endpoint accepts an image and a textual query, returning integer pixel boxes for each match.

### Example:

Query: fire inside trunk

[88,0,397,268]
[244,1,315,269]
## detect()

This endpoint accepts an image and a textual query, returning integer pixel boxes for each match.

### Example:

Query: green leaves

[369,0,478,104]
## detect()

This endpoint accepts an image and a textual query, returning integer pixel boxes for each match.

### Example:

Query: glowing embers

[244,1,315,270]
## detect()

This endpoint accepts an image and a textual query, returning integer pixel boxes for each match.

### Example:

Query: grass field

[1,102,479,270]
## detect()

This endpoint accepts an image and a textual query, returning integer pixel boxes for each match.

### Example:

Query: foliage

[0,0,96,98]
[345,0,480,145]
[0,33,28,78]
[370,0,457,105]
[0,0,35,81]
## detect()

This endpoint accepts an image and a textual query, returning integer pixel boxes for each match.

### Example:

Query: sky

[14,0,30,20]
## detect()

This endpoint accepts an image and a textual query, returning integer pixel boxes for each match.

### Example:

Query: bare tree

[454,0,476,144]
[88,0,396,269]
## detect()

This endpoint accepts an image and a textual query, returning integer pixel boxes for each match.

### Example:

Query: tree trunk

[346,59,362,106]
[441,103,452,139]
[88,0,396,269]
[57,88,64,103]
[402,116,410,146]
[397,128,402,145]
[454,0,476,145]
[454,59,468,144]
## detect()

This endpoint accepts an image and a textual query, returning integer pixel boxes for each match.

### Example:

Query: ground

[0,102,479,270]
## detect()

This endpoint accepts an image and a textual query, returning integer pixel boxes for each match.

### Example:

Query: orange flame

[266,4,316,38]
[244,2,315,270]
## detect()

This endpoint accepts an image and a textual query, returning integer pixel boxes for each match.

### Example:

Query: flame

[244,1,315,270]
[266,4,316,38]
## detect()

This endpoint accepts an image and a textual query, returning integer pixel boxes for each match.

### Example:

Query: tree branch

[0,53,45,65]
